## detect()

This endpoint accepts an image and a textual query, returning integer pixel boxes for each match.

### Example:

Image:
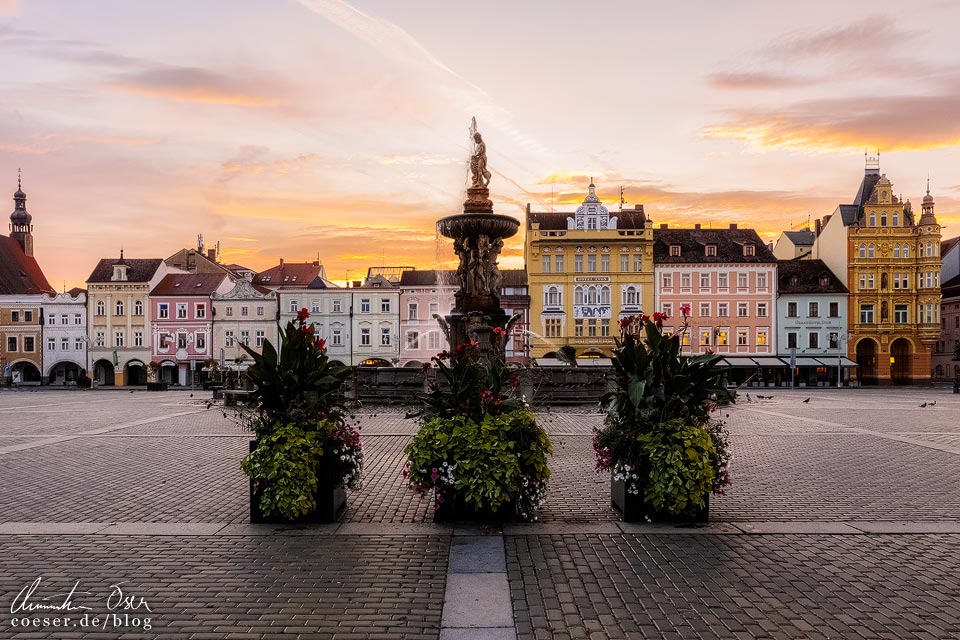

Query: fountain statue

[436,118,520,354]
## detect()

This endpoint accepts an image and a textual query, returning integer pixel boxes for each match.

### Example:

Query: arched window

[600,286,611,305]
[869,213,876,226]
[574,286,584,306]
[859,244,866,258]
[893,212,899,227]
[545,286,561,307]
[868,244,875,258]
[893,244,900,259]
[624,286,638,306]
[903,244,909,259]
[587,286,597,305]
[881,213,887,226]
[134,300,143,315]
[926,241,933,257]
[115,300,124,316]
[96,300,105,316]
[918,243,925,258]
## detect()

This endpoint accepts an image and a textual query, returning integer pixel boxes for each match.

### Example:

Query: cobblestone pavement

[1,388,959,639]
[0,534,447,639]
[507,533,960,640]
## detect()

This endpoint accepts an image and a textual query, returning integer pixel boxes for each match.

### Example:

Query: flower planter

[432,492,516,523]
[610,470,709,523]
[146,382,168,391]
[248,440,346,524]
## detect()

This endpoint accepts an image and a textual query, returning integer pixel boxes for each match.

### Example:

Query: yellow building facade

[815,159,941,384]
[524,183,654,359]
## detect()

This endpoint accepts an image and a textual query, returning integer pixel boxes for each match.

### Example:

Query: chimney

[729,223,738,230]
[207,248,217,261]
[660,223,668,229]
[526,203,531,215]
[313,260,320,267]
[694,223,701,230]
[352,280,362,288]
[279,258,284,268]
[635,204,643,211]
[814,218,822,236]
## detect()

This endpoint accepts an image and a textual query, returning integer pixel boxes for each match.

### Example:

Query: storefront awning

[717,357,759,368]
[819,356,858,367]
[791,357,824,367]
[751,357,788,367]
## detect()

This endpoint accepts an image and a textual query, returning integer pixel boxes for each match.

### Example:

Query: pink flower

[680,304,691,317]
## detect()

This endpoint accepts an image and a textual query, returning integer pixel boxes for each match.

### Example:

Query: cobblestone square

[0,387,958,638]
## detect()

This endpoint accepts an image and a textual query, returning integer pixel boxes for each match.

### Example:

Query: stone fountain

[436,118,520,354]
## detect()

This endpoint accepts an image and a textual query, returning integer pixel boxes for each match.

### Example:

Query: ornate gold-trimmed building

[814,157,941,384]
[524,182,654,360]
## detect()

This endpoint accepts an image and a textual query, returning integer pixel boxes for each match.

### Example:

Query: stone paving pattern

[1,387,959,638]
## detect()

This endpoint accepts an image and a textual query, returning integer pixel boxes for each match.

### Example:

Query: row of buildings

[1,157,957,387]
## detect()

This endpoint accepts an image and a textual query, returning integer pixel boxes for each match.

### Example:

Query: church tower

[9,170,34,257]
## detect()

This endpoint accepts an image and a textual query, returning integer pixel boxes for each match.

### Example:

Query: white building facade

[41,289,87,384]
[211,278,279,369]
[398,270,456,366]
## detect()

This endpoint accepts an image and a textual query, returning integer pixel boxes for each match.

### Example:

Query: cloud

[0,0,20,16]
[758,16,915,60]
[707,72,818,91]
[703,91,960,153]
[107,66,284,107]
[378,153,456,166]
[220,146,321,179]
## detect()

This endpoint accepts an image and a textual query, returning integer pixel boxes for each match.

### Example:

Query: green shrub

[637,419,715,515]
[241,422,325,519]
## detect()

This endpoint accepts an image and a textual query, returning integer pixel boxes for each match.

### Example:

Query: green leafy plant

[636,419,715,515]
[241,422,324,519]
[406,329,551,520]
[594,310,732,512]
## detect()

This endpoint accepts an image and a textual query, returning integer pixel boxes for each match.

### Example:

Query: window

[587,255,597,273]
[869,213,876,226]
[332,299,342,313]
[381,299,391,313]
[808,302,819,317]
[574,319,585,337]
[681,331,690,346]
[669,245,681,257]
[114,331,124,348]
[737,273,748,289]
[757,303,767,318]
[902,273,909,289]
[829,332,839,349]
[860,304,875,324]
[927,241,933,257]
[23,336,34,351]
[196,304,206,319]
[158,303,169,319]
[381,327,391,346]
[428,332,441,350]
[555,255,564,273]
[601,321,610,337]
[737,330,748,346]
[743,244,755,257]
[699,302,710,317]
[757,330,767,346]
[881,213,887,226]
[112,300,123,316]
[700,273,710,290]
[545,318,561,338]
[588,319,597,337]
[662,273,673,288]
[406,331,420,349]
[196,333,206,350]
[600,255,610,273]
[858,244,866,259]
[893,212,899,227]
[757,273,768,290]
[240,330,250,346]
[787,332,797,349]
[331,329,342,346]
[829,302,839,318]
[225,306,234,317]
[868,244,875,259]
[574,255,583,273]
[705,245,717,257]
[257,306,265,316]
[241,306,249,317]
[787,302,797,317]
[48,337,56,350]
[700,330,711,346]
[717,303,728,318]
[96,301,105,316]
[620,254,629,272]
[894,304,908,324]
[633,254,643,272]
[24,310,32,322]
[680,273,691,289]
[134,331,143,347]
[541,255,550,273]
[893,244,900,259]
[737,302,748,317]
[225,331,235,347]
[717,330,728,346]
[74,314,82,325]
[903,245,909,259]
[75,338,84,350]
[718,273,728,289]
[308,299,319,313]
[808,332,819,349]
[176,333,186,348]
[255,330,265,347]
[360,327,371,346]
[360,299,371,314]
[94,332,104,348]
[48,314,56,325]
[623,286,639,307]
[663,303,674,318]
[545,286,561,307]
[408,302,418,320]
[176,303,187,319]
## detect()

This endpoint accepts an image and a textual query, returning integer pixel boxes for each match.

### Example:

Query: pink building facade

[654,225,778,383]
[150,274,233,385]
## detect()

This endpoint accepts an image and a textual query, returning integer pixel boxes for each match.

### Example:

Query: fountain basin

[437,213,519,240]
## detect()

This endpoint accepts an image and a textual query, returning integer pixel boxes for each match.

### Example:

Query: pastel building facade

[653,225,778,382]
[150,273,233,385]
[41,289,87,384]
[211,278,279,370]
[398,270,456,366]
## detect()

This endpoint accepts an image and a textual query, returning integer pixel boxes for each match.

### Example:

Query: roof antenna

[619,186,624,212]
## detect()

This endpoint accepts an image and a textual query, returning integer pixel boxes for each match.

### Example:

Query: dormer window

[789,275,800,286]
[112,266,127,281]
[819,275,830,286]
[705,245,717,257]
[743,244,755,257]
[669,245,681,257]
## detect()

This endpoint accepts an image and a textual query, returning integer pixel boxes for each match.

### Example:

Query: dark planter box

[611,470,709,523]
[433,492,516,523]
[146,382,168,391]
[248,440,346,524]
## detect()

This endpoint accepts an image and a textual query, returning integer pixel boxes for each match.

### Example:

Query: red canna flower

[492,327,506,337]
[680,303,691,317]
[315,337,326,351]
[297,307,310,321]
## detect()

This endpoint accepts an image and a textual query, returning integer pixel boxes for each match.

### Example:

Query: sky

[2,0,959,289]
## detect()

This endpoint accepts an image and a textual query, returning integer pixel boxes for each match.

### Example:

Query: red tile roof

[0,235,54,294]
[151,273,231,296]
[86,258,163,283]
[254,261,323,288]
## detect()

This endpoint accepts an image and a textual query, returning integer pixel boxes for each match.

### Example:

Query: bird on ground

[920,402,927,407]
[129,390,134,394]
[189,393,194,398]
[802,398,811,403]
[746,393,752,402]
[930,400,937,406]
